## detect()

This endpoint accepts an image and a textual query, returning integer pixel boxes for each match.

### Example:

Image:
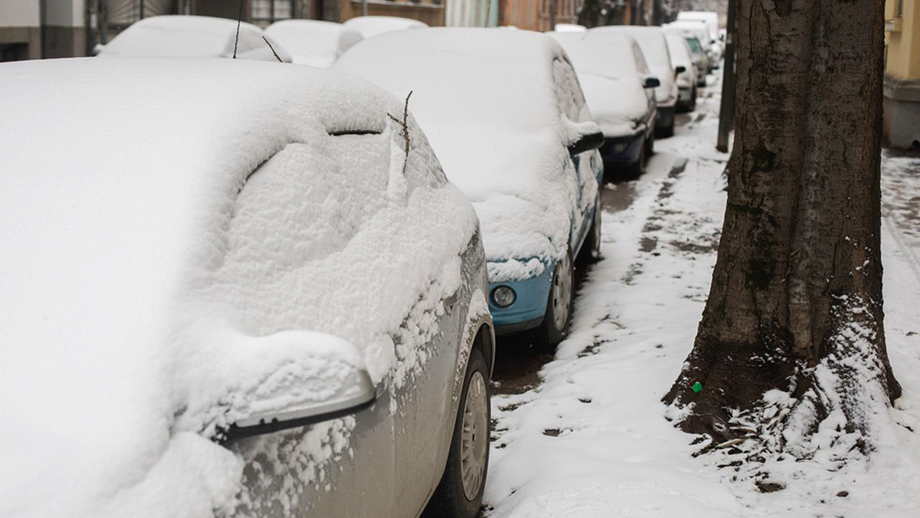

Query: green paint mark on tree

[692,382,703,393]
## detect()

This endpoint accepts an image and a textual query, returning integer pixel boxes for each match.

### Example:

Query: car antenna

[262,36,283,62]
[233,0,243,59]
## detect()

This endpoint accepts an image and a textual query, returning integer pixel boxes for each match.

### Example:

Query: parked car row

[1,13,719,518]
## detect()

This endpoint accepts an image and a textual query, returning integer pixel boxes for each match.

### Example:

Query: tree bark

[665,0,901,452]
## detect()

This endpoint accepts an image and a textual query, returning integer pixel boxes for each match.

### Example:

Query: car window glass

[633,42,651,75]
[207,134,392,337]
[552,57,591,124]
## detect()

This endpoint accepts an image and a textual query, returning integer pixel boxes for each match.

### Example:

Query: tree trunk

[665,0,901,454]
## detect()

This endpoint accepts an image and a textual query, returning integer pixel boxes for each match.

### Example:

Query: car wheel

[629,138,647,177]
[424,348,490,518]
[540,249,574,347]
[579,192,603,263]
[689,87,698,112]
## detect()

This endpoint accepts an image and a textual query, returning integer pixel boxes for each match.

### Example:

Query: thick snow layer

[485,72,920,517]
[665,33,695,89]
[589,26,676,107]
[550,31,650,137]
[0,58,477,518]
[335,28,594,271]
[663,21,713,52]
[265,20,362,67]
[342,15,428,39]
[96,15,289,62]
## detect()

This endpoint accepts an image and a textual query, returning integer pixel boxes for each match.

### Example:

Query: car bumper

[488,261,554,334]
[599,131,645,166]
[677,86,694,107]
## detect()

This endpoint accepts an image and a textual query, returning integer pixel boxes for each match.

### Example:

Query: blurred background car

[589,26,679,137]
[550,30,658,175]
[342,15,428,39]
[0,57,493,518]
[680,34,710,86]
[264,19,362,67]
[94,15,290,62]
[663,20,714,72]
[665,32,698,112]
[335,28,605,347]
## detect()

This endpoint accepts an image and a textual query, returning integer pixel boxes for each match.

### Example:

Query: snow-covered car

[550,30,658,174]
[335,28,605,346]
[676,10,720,44]
[265,19,362,67]
[680,34,709,86]
[664,20,715,71]
[94,15,291,62]
[589,26,679,137]
[0,58,494,518]
[665,32,698,112]
[342,15,428,39]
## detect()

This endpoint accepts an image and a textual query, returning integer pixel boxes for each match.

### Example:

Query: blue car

[336,28,605,347]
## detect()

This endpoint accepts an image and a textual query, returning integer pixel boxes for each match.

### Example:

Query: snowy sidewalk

[483,89,920,516]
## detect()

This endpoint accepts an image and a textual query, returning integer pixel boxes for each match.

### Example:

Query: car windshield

[685,36,703,54]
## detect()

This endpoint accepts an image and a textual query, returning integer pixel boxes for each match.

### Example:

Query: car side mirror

[568,131,605,156]
[644,76,661,89]
[223,367,377,442]
[675,65,687,75]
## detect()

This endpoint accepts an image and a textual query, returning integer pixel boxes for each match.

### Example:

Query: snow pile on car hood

[550,31,650,138]
[265,20,363,67]
[0,58,476,518]
[335,28,584,268]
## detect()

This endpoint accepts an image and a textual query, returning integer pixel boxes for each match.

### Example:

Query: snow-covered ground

[484,75,920,517]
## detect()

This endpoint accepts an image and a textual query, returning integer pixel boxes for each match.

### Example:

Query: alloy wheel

[460,371,488,501]
[551,253,573,331]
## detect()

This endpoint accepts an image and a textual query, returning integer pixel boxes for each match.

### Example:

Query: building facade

[0,0,87,61]
[884,0,920,149]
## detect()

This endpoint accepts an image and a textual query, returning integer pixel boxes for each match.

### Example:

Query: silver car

[0,58,493,518]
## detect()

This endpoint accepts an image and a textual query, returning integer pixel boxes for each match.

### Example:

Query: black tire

[688,87,698,112]
[424,348,490,518]
[539,249,575,347]
[579,192,603,264]
[660,122,675,138]
[628,138,647,177]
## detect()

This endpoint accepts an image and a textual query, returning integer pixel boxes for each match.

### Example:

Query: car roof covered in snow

[0,57,476,518]
[265,19,363,67]
[334,28,594,265]
[549,31,650,138]
[549,30,642,79]
[96,15,290,62]
[342,15,428,39]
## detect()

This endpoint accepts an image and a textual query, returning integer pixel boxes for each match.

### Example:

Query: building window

[252,0,294,28]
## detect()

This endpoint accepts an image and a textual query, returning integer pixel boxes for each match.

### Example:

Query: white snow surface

[589,26,677,107]
[335,28,595,272]
[666,33,695,89]
[550,31,650,137]
[342,15,428,39]
[265,20,362,68]
[0,58,477,518]
[96,15,290,62]
[485,74,920,517]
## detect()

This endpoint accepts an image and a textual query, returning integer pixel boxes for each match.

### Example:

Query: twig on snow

[387,91,413,176]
